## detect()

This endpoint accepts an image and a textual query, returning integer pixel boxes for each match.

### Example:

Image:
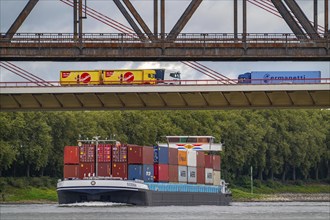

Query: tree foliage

[0,110,329,182]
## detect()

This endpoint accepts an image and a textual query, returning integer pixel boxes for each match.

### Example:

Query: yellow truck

[60,69,181,85]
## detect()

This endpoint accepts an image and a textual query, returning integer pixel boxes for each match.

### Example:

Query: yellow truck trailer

[60,70,102,85]
[102,69,157,84]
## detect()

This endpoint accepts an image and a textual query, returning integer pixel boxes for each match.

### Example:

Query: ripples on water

[1,202,329,220]
[59,202,129,207]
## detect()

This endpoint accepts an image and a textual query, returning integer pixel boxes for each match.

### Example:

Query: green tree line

[0,110,329,183]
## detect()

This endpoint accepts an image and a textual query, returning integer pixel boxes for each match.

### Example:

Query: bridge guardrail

[1,33,328,45]
[1,78,329,88]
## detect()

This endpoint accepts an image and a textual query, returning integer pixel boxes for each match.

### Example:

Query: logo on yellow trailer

[124,72,134,82]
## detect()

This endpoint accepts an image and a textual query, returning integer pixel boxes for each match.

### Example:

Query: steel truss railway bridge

[0,0,329,61]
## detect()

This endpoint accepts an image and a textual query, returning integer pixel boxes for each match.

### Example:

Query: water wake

[59,202,129,207]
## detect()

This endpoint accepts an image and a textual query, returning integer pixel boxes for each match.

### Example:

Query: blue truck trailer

[238,71,321,84]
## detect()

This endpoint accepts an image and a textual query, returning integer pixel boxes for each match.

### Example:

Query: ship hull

[148,191,231,206]
[57,179,150,206]
[57,179,231,206]
[57,187,150,205]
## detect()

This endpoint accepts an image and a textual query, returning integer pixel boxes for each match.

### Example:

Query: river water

[1,202,329,220]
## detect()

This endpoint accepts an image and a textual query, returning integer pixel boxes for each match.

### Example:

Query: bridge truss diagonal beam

[270,0,307,40]
[166,0,203,42]
[4,0,39,40]
[283,0,320,39]
[113,0,146,41]
[122,0,156,42]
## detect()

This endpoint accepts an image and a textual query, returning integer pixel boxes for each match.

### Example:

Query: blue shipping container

[153,146,169,164]
[128,164,154,182]
[143,164,154,182]
[238,71,321,84]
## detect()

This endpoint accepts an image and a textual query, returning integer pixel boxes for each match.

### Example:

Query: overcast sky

[0,0,329,82]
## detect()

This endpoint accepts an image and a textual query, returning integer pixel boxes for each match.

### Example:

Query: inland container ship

[57,136,232,206]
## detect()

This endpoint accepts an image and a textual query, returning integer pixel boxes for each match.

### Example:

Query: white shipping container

[178,166,188,183]
[213,171,221,186]
[187,166,197,183]
[187,150,197,167]
[205,168,213,184]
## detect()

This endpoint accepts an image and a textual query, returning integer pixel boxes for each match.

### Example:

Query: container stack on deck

[79,144,95,179]
[127,145,154,182]
[112,144,127,179]
[168,147,178,182]
[63,143,222,186]
[63,146,80,178]
[97,144,111,177]
[154,146,169,182]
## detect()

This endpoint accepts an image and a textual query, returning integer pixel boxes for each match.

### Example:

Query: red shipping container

[112,144,127,162]
[98,162,111,177]
[168,164,178,182]
[80,144,95,163]
[98,144,112,163]
[197,167,205,184]
[64,146,79,164]
[196,151,205,168]
[112,162,128,179]
[79,162,95,179]
[204,154,213,168]
[168,148,178,165]
[212,155,221,171]
[127,145,154,165]
[154,164,169,182]
[64,164,79,179]
[98,144,104,162]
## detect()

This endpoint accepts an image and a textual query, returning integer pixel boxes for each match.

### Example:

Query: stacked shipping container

[63,143,222,186]
[97,144,112,177]
[127,145,154,182]
[112,144,127,179]
[154,146,169,182]
[196,151,205,184]
[79,144,95,179]
[168,148,178,182]
[212,155,221,185]
[63,146,80,178]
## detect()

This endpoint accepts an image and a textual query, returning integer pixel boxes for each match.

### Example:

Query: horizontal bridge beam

[0,44,328,61]
[1,33,329,61]
[1,84,329,110]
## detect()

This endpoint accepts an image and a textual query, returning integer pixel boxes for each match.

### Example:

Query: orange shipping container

[64,146,79,164]
[178,150,187,166]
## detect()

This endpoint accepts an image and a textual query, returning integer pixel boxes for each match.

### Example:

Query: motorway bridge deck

[1,83,329,110]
